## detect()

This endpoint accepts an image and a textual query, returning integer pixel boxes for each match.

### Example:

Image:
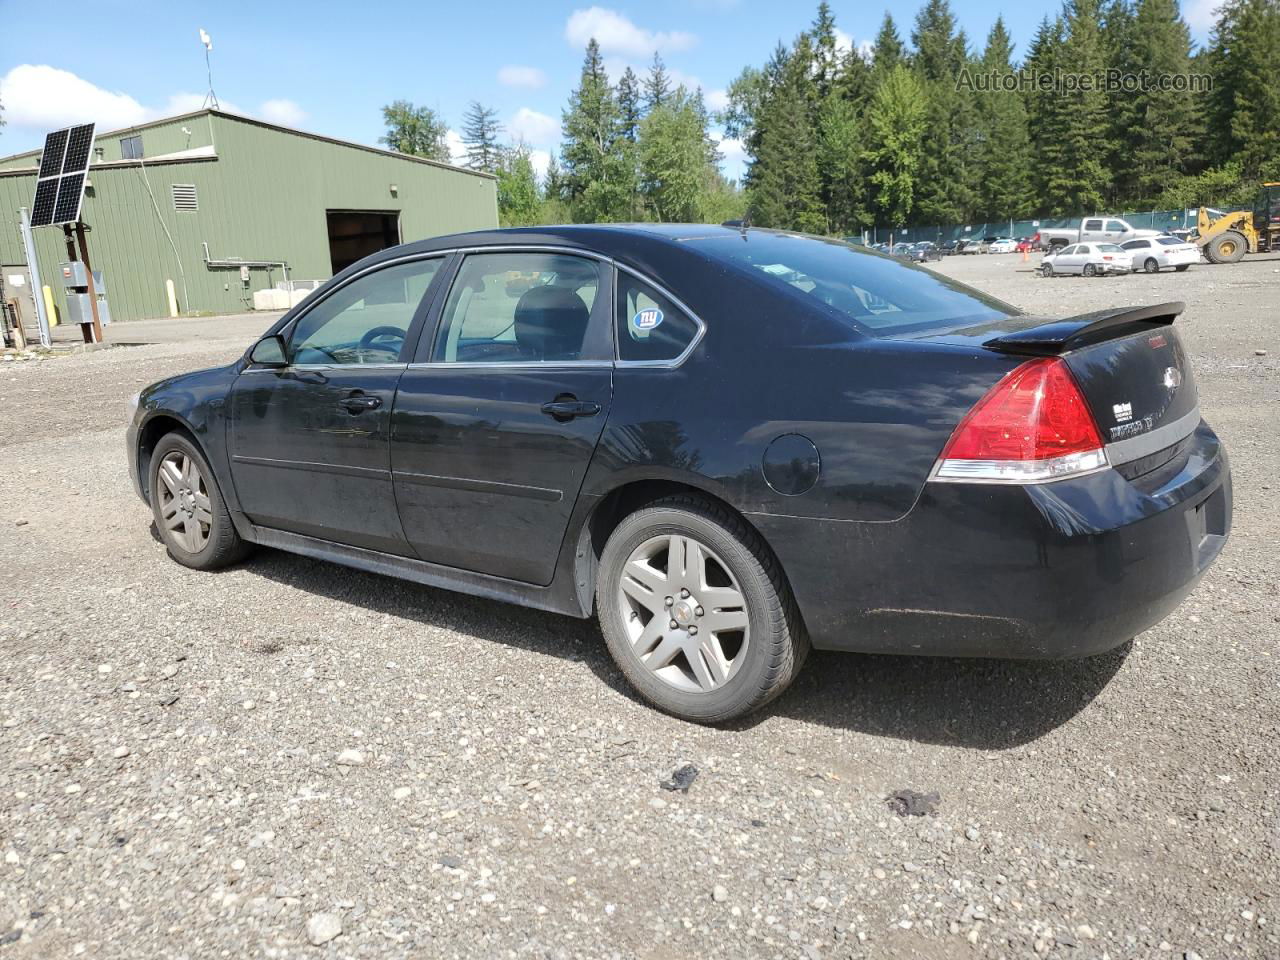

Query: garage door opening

[326,210,401,274]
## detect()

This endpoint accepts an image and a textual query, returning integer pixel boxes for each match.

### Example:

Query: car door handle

[541,399,601,420]
[340,394,382,414]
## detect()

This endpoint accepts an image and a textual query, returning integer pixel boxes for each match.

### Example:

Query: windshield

[686,231,1018,335]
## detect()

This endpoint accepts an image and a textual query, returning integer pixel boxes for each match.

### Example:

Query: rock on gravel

[306,913,342,946]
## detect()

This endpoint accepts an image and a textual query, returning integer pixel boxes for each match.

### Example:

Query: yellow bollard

[42,285,58,327]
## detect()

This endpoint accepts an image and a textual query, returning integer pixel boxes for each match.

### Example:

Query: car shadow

[239,547,1127,751]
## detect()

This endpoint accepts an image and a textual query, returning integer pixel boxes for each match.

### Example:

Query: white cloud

[498,65,547,89]
[565,7,696,57]
[706,88,730,112]
[0,64,148,130]
[527,148,551,181]
[259,98,307,126]
[445,129,467,165]
[0,64,305,147]
[713,134,746,182]
[508,107,558,147]
[834,28,853,55]
[856,40,875,61]
[1184,0,1219,36]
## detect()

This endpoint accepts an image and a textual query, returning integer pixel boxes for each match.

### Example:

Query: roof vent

[172,183,198,211]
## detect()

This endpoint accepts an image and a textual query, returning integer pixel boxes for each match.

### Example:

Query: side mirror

[249,334,288,367]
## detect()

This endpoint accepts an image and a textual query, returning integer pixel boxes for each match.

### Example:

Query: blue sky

[1,0,1219,180]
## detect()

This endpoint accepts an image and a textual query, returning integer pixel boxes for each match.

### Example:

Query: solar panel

[29,122,96,227]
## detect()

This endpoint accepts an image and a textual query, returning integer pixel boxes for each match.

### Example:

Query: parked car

[127,224,1231,723]
[890,242,914,257]
[1039,242,1133,277]
[1121,235,1200,273]
[987,238,1018,254]
[955,238,987,254]
[1036,217,1163,251]
[1015,237,1037,254]
[910,241,943,262]
[940,239,960,255]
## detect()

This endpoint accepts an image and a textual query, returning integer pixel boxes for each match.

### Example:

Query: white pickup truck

[1036,217,1162,251]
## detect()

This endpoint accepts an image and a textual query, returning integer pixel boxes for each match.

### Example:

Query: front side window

[616,275,701,362]
[1105,220,1126,232]
[433,253,604,363]
[289,258,441,364]
[1060,245,1077,256]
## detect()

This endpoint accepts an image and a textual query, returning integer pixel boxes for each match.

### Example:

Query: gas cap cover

[762,434,820,496]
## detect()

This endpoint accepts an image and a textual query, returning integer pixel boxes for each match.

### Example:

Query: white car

[1039,242,1133,277]
[987,237,1018,254]
[1120,235,1200,273]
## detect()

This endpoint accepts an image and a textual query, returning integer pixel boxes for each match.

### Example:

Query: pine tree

[461,101,502,173]
[644,52,673,110]
[378,100,451,161]
[495,145,542,226]
[638,87,720,221]
[862,63,928,233]
[1099,0,1141,204]
[872,13,905,78]
[1207,0,1280,179]
[1048,0,1111,213]
[811,2,841,99]
[561,39,635,221]
[817,94,866,233]
[618,67,642,141]
[974,17,1034,219]
[911,0,979,224]
[747,36,824,231]
[1024,15,1067,209]
[1126,0,1203,201]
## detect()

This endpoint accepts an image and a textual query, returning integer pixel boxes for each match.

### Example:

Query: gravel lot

[1,253,1277,959]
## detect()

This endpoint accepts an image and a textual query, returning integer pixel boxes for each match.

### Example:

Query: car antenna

[739,215,750,238]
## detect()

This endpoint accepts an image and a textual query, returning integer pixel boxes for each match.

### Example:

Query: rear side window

[1084,219,1103,231]
[616,275,700,362]
[687,233,1015,335]
[1077,245,1093,254]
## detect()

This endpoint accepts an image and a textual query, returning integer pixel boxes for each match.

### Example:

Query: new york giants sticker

[632,308,664,331]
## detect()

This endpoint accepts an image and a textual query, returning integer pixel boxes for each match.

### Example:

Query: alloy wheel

[157,451,213,553]
[616,534,750,694]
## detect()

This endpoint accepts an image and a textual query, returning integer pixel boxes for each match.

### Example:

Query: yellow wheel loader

[1196,182,1280,263]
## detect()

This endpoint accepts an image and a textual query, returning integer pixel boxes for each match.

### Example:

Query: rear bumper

[752,420,1231,659]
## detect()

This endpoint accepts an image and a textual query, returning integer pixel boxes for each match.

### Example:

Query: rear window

[1156,236,1183,246]
[1097,243,1123,252]
[1121,240,1147,250]
[686,232,1016,335]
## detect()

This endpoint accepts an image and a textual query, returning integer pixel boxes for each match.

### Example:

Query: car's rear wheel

[150,432,251,570]
[1083,263,1097,277]
[596,496,808,723]
[1144,257,1159,273]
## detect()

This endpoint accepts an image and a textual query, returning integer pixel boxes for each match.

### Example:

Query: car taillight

[932,357,1108,483]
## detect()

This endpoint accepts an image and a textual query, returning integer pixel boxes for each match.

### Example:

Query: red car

[1016,237,1037,253]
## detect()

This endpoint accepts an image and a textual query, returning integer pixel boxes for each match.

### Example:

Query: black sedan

[127,226,1231,723]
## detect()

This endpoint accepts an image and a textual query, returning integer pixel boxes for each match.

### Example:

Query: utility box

[59,262,111,328]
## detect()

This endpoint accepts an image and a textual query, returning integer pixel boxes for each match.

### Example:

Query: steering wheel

[358,326,406,354]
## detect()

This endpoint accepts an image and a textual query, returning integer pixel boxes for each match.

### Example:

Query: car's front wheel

[1039,263,1054,277]
[150,432,251,570]
[597,496,808,723]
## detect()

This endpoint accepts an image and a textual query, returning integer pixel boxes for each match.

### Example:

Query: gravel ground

[1,254,1277,959]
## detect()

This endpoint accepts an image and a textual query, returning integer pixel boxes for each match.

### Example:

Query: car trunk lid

[895,302,1200,457]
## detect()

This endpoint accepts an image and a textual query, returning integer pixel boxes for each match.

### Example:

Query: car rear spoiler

[983,302,1184,356]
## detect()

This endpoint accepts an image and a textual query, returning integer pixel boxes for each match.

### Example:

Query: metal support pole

[74,224,104,344]
[18,208,51,348]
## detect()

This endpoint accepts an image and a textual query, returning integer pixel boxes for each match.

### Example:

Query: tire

[149,432,251,571]
[1175,264,1190,272]
[596,495,808,724]
[1083,263,1097,277]
[1206,230,1247,264]
[1143,258,1159,273]
[1039,263,1054,278]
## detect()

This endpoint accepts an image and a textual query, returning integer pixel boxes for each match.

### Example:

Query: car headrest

[513,286,590,361]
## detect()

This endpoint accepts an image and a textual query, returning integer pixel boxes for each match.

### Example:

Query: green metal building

[0,110,498,324]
